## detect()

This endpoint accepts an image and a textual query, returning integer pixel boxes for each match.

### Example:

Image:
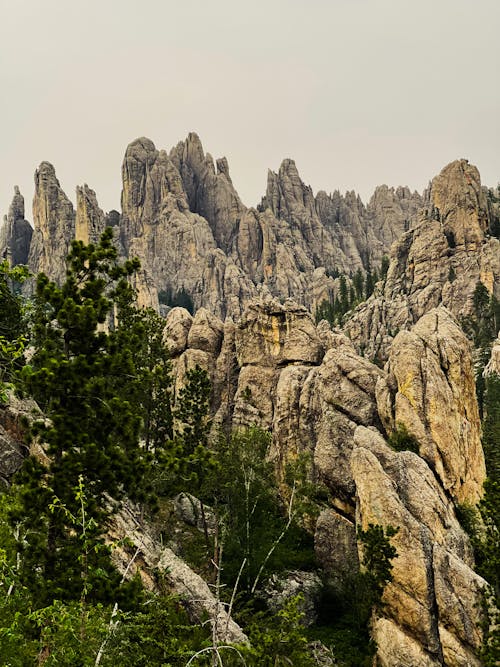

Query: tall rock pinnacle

[0,186,33,266]
[28,162,75,283]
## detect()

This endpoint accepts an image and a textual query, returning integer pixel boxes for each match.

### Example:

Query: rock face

[119,136,256,318]
[75,184,106,244]
[167,296,488,666]
[0,187,33,266]
[4,133,428,321]
[28,162,76,284]
[352,427,485,667]
[345,159,500,361]
[484,332,500,376]
[376,307,485,505]
[108,500,248,645]
[7,133,426,319]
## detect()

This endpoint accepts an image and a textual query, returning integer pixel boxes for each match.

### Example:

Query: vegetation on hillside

[0,235,402,665]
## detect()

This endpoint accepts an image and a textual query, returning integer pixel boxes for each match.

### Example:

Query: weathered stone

[484,332,500,376]
[345,160,500,362]
[373,618,441,667]
[314,508,358,581]
[28,162,75,284]
[351,426,484,667]
[163,307,194,357]
[0,392,42,483]
[109,500,247,645]
[376,307,485,505]
[264,570,323,626]
[173,492,216,533]
[235,297,324,367]
[75,184,105,244]
[187,307,224,356]
[0,186,33,266]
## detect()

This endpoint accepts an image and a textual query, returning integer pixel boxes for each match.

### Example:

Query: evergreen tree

[115,302,173,454]
[353,268,364,300]
[365,268,375,299]
[339,275,349,315]
[12,229,146,607]
[380,255,390,281]
[156,365,213,497]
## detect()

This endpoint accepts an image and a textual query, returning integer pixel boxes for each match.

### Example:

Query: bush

[387,423,420,454]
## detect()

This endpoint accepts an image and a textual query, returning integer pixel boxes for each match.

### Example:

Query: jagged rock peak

[0,187,32,266]
[173,131,206,165]
[429,158,489,249]
[8,186,25,222]
[75,184,105,245]
[29,161,75,283]
[36,161,57,177]
[169,132,244,252]
[125,136,157,156]
[264,158,316,220]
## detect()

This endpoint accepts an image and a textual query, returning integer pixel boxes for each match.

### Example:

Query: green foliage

[200,429,315,593]
[156,365,214,497]
[462,282,499,350]
[104,595,211,666]
[115,301,173,454]
[0,261,30,402]
[240,595,316,667]
[486,185,500,238]
[0,260,30,342]
[387,423,420,454]
[353,268,364,300]
[380,255,390,280]
[11,229,146,608]
[30,599,114,666]
[457,373,500,663]
[311,580,375,667]
[357,523,399,609]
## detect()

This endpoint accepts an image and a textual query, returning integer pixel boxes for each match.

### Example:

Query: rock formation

[28,162,76,284]
[376,307,485,505]
[0,187,32,266]
[345,159,500,361]
[75,184,106,245]
[164,293,488,665]
[1,139,497,666]
[352,428,484,667]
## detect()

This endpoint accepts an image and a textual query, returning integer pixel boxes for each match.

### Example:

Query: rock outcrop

[376,307,485,505]
[109,500,248,645]
[345,159,500,361]
[352,427,485,667]
[28,162,76,284]
[119,136,257,318]
[0,185,33,266]
[0,187,33,266]
[166,296,489,666]
[75,184,106,244]
[484,332,500,376]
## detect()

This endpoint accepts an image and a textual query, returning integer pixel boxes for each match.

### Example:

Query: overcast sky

[1,0,499,220]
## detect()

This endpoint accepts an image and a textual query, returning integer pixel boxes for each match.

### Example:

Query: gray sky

[1,0,499,220]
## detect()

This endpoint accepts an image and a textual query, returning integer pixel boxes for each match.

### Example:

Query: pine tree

[12,229,146,607]
[115,301,173,454]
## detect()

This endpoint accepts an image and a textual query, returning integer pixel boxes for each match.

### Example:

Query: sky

[1,0,499,220]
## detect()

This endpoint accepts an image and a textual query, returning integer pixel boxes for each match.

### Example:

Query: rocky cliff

[1,133,425,319]
[164,296,487,666]
[345,160,500,361]
[0,141,497,665]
